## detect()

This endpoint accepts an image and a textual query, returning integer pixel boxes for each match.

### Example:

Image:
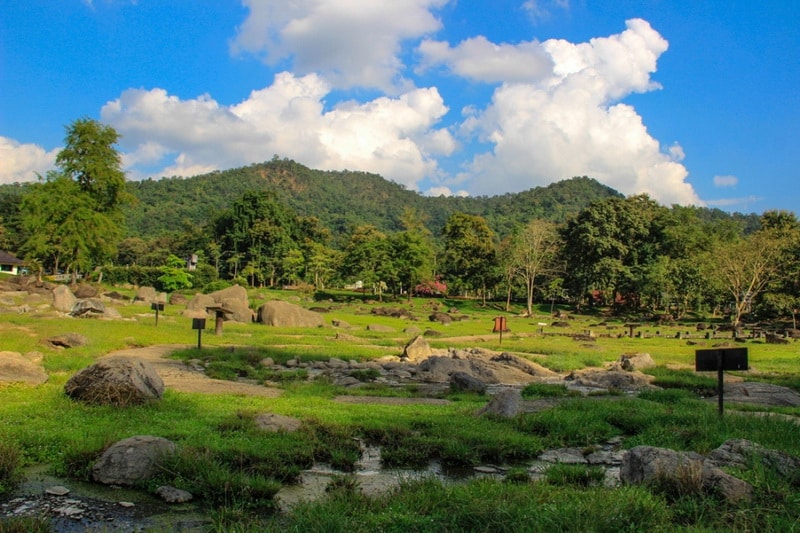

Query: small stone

[45,485,70,496]
[118,501,135,508]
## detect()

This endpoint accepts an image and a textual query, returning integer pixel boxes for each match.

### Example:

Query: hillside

[123,158,623,239]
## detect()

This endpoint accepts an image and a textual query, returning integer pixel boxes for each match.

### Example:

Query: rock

[539,448,588,464]
[721,382,800,407]
[616,352,656,372]
[185,293,216,317]
[402,335,431,361]
[73,284,98,299]
[71,299,106,317]
[450,371,486,393]
[156,485,193,504]
[209,285,253,323]
[65,357,165,406]
[133,286,158,304]
[620,446,753,504]
[332,319,353,329]
[476,388,522,418]
[45,486,70,496]
[367,324,396,332]
[104,290,129,301]
[404,325,422,336]
[256,300,325,328]
[0,351,48,384]
[254,413,302,433]
[168,293,188,305]
[707,439,800,477]
[52,285,77,312]
[429,312,452,324]
[92,436,177,486]
[423,329,444,337]
[45,333,89,349]
[565,369,655,393]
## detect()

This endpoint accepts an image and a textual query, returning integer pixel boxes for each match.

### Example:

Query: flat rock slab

[721,382,800,407]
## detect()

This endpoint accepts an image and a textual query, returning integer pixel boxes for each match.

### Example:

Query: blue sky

[1,1,798,214]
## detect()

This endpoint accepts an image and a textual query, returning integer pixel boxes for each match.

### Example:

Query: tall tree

[342,225,393,300]
[508,219,561,316]
[56,117,130,214]
[442,213,497,304]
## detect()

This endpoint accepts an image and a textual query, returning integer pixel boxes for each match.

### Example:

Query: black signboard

[192,318,206,330]
[150,302,165,311]
[695,347,748,416]
[695,348,748,371]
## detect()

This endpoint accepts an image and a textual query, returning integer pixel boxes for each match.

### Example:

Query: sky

[1,0,798,214]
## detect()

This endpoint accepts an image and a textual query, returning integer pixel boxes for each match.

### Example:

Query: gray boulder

[616,352,656,372]
[450,371,486,394]
[156,485,193,504]
[209,285,253,323]
[721,382,800,407]
[92,435,177,486]
[45,333,89,349]
[0,351,48,385]
[707,439,800,477]
[73,284,98,299]
[65,357,165,406]
[621,446,753,503]
[476,388,522,418]
[565,368,655,392]
[71,298,106,317]
[402,335,432,361]
[52,285,77,312]
[133,286,158,304]
[254,413,303,433]
[256,300,325,328]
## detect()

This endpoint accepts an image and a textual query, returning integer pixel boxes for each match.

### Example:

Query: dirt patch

[102,345,281,397]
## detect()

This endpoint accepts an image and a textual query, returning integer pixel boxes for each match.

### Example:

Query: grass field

[1,286,799,531]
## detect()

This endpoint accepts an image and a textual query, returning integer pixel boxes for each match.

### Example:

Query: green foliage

[0,516,52,533]
[157,254,193,291]
[544,463,606,487]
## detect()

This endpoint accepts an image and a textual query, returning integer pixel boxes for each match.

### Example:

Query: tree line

[1,119,794,326]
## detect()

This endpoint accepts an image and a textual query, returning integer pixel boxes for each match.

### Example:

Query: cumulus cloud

[230,0,449,92]
[101,72,454,189]
[713,175,738,187]
[446,18,701,205]
[0,137,59,184]
[417,36,553,83]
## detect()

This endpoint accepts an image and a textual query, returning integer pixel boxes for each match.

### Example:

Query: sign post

[151,302,165,326]
[695,347,748,416]
[192,318,206,350]
[492,316,509,344]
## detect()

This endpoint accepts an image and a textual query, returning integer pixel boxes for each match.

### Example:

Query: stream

[1,440,623,531]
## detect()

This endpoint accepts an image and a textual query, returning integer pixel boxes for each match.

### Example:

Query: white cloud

[417,36,553,83]
[0,137,59,184]
[230,0,449,91]
[705,195,761,208]
[713,174,738,187]
[450,19,701,205]
[100,72,454,189]
[424,186,468,197]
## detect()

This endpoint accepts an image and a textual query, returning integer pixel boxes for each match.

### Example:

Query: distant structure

[0,250,24,275]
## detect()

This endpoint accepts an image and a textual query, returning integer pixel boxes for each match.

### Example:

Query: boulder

[620,446,752,504]
[156,485,193,504]
[450,371,486,394]
[254,413,303,433]
[168,293,188,305]
[429,312,452,324]
[92,435,177,486]
[184,293,216,319]
[721,382,800,407]
[402,335,432,361]
[73,284,98,299]
[0,351,48,385]
[256,300,325,328]
[65,357,165,406]
[219,297,254,323]
[476,388,522,418]
[616,352,656,372]
[45,333,89,349]
[133,286,158,304]
[52,285,77,312]
[71,299,106,317]
[565,369,655,393]
[707,439,800,477]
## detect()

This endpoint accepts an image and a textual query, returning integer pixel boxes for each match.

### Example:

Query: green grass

[1,286,800,530]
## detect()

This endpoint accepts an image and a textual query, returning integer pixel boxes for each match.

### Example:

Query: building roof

[0,250,24,265]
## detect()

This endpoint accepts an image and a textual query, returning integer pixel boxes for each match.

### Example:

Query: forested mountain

[122,157,626,241]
